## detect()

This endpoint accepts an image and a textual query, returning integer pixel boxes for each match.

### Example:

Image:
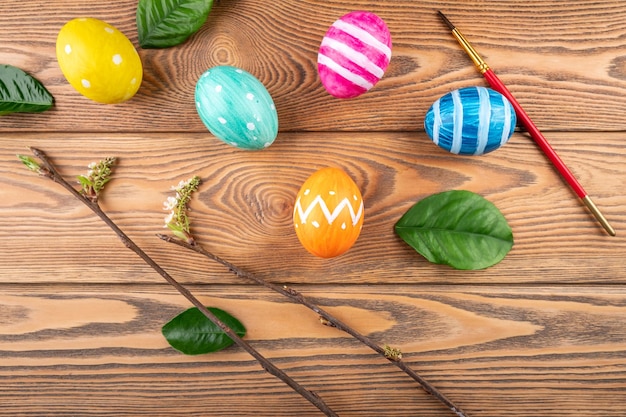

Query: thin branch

[24,147,339,417]
[158,234,470,417]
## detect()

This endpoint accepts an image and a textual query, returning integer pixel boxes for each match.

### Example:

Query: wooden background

[1,0,625,415]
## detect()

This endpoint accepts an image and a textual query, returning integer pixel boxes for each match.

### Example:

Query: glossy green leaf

[137,0,214,48]
[394,190,513,270]
[162,306,246,355]
[0,65,53,115]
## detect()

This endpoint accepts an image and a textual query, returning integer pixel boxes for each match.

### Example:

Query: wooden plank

[1,1,626,416]
[0,1,625,132]
[0,284,625,416]
[1,131,623,285]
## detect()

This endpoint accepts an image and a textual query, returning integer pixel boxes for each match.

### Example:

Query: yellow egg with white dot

[56,17,143,104]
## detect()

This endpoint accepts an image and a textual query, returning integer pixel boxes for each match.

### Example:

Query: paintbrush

[437,11,615,236]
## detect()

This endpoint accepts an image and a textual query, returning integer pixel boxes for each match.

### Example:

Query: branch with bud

[17,147,339,417]
[18,147,469,417]
[157,173,469,417]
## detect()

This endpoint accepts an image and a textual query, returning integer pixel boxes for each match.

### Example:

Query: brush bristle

[437,11,455,30]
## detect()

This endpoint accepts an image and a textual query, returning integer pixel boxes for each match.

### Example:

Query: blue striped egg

[195,66,278,150]
[424,87,516,155]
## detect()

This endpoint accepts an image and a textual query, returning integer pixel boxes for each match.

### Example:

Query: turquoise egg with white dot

[195,66,278,150]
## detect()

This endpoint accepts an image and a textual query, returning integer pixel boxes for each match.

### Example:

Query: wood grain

[1,0,626,416]
[1,131,623,285]
[0,1,625,132]
[0,284,625,416]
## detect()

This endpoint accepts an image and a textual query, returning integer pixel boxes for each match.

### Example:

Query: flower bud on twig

[77,157,116,202]
[163,176,202,244]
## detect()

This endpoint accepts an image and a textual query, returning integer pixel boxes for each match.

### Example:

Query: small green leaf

[0,65,53,115]
[17,154,41,172]
[77,175,92,188]
[137,0,214,49]
[162,306,246,355]
[394,190,513,270]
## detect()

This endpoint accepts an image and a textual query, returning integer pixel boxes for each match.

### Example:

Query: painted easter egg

[293,167,364,258]
[317,11,392,99]
[56,18,143,104]
[195,66,278,150]
[424,86,517,155]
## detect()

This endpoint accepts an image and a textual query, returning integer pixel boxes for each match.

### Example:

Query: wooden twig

[157,236,469,417]
[24,147,340,417]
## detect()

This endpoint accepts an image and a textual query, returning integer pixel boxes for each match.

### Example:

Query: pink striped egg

[317,11,392,99]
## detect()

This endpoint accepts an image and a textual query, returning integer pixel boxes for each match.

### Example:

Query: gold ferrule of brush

[582,196,616,236]
[451,29,490,74]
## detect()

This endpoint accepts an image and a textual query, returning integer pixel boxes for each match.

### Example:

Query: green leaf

[77,175,93,188]
[0,65,53,115]
[162,306,246,355]
[17,154,41,172]
[137,0,214,49]
[394,190,513,270]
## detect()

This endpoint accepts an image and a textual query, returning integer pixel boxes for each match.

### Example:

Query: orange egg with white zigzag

[293,167,364,258]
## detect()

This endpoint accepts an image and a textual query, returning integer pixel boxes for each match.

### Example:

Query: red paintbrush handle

[483,69,587,198]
